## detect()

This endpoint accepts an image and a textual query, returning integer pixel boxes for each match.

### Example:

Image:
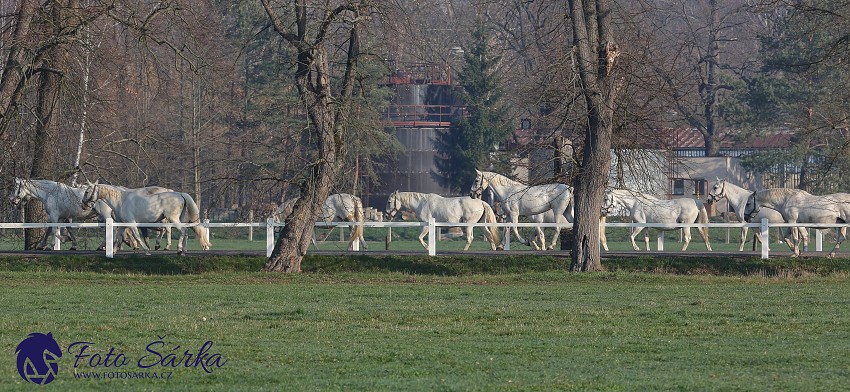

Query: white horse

[92,184,175,251]
[707,179,809,251]
[470,170,572,248]
[386,191,501,251]
[81,182,211,255]
[744,188,850,257]
[8,178,95,250]
[268,195,367,250]
[318,193,368,251]
[87,184,175,251]
[603,189,712,251]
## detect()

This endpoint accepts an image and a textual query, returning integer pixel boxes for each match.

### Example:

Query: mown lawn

[0,254,849,391]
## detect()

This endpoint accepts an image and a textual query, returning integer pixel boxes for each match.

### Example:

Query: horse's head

[706,179,726,205]
[743,191,759,222]
[601,189,616,216]
[385,191,401,220]
[80,181,100,209]
[8,178,27,208]
[469,170,488,199]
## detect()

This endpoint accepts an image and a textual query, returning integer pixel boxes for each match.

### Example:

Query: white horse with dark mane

[603,188,712,251]
[386,191,501,251]
[8,178,94,250]
[707,179,808,251]
[470,170,572,249]
[744,188,850,257]
[81,182,211,255]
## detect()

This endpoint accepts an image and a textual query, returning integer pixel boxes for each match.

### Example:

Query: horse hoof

[164,247,171,251]
[497,245,505,251]
[70,247,77,251]
[155,246,161,250]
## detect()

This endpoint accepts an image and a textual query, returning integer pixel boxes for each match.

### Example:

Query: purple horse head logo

[16,332,62,385]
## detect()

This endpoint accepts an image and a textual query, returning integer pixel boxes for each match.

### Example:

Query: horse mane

[97,184,125,202]
[482,171,523,187]
[760,188,808,200]
[399,191,428,202]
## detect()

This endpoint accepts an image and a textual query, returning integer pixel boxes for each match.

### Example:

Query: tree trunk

[568,0,617,272]
[260,0,361,272]
[0,0,39,136]
[25,1,67,250]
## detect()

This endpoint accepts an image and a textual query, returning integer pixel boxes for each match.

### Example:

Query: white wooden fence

[0,219,846,259]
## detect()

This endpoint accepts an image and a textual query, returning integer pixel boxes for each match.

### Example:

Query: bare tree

[568,0,619,272]
[261,0,371,272]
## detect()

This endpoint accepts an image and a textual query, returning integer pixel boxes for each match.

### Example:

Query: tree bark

[568,0,617,272]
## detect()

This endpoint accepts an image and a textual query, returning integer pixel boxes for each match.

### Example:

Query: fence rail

[0,219,845,259]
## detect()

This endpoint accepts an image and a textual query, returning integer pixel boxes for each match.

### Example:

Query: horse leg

[779,227,800,257]
[463,226,474,251]
[630,226,645,251]
[130,226,152,255]
[163,227,172,250]
[417,226,429,250]
[801,228,809,252]
[698,226,711,251]
[536,227,546,251]
[509,215,529,246]
[66,225,79,250]
[176,226,188,256]
[600,216,609,251]
[419,226,430,249]
[681,228,691,251]
[782,226,800,256]
[829,225,846,258]
[739,226,748,252]
[548,228,559,250]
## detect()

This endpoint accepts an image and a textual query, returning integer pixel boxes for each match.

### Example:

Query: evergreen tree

[741,1,850,192]
[434,20,513,191]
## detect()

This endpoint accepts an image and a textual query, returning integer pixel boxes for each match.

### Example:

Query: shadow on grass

[0,253,848,277]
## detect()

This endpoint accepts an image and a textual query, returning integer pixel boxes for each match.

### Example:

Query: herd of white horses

[6,170,850,257]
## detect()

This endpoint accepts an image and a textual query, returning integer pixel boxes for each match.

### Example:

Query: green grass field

[1,254,850,391]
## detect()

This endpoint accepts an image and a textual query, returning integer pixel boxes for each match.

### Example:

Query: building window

[672,179,685,195]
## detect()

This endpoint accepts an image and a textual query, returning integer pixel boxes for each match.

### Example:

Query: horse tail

[696,202,710,247]
[181,193,211,250]
[480,201,501,247]
[349,198,365,247]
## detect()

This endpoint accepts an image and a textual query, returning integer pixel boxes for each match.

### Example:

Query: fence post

[816,229,823,252]
[266,218,275,258]
[106,218,114,259]
[53,225,61,251]
[760,218,769,259]
[428,218,436,256]
[203,219,210,245]
[248,210,254,242]
[657,229,664,251]
[352,225,360,251]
